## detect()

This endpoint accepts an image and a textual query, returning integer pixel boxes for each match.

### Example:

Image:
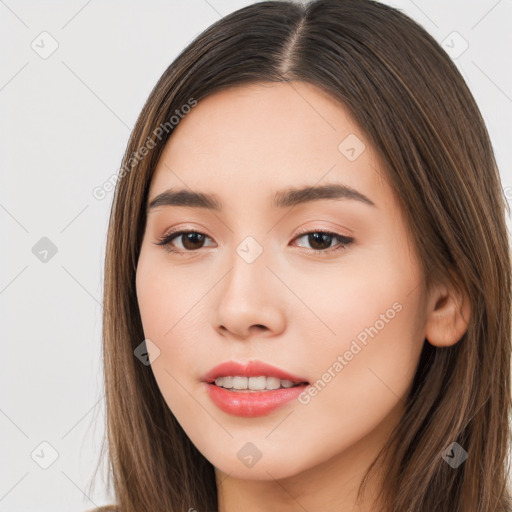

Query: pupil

[309,232,332,250]
[183,233,204,250]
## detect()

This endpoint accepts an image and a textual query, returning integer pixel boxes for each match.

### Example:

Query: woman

[90,0,512,510]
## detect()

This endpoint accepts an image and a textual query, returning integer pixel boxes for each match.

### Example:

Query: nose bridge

[225,232,271,297]
[214,230,286,337]
[227,210,272,274]
[235,233,266,266]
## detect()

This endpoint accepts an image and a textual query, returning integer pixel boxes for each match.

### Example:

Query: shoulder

[84,507,119,512]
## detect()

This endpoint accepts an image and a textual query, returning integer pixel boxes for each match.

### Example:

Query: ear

[424,276,471,347]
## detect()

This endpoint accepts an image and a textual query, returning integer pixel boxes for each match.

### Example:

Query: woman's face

[136,81,428,481]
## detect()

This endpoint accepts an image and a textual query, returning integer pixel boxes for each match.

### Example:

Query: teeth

[233,376,248,389]
[214,376,300,391]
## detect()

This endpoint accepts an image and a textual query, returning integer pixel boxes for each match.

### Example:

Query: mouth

[209,375,309,392]
[202,359,309,386]
[201,360,310,417]
[204,379,310,417]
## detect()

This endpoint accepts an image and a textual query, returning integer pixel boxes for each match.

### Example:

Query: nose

[213,246,286,340]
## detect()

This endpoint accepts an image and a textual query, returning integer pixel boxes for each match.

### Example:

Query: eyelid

[293,224,353,239]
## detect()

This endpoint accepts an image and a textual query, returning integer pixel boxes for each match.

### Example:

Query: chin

[207,444,313,481]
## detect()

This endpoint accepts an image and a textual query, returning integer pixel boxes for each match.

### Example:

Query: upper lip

[202,360,309,384]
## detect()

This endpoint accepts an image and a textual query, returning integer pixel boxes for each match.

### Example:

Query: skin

[135,81,470,512]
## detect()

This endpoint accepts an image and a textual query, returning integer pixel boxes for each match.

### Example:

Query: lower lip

[204,382,309,417]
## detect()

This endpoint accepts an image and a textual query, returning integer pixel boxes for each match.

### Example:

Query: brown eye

[303,232,334,251]
[155,230,215,254]
[293,230,354,255]
[176,232,207,250]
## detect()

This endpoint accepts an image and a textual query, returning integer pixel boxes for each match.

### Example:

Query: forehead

[148,81,391,211]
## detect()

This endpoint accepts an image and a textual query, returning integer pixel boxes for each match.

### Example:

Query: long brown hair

[91,1,512,510]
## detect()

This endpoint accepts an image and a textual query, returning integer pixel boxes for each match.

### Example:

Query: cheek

[136,261,168,341]
[135,256,202,419]
[294,303,422,461]
[136,248,201,345]
[135,249,213,390]
[287,245,420,354]
[290,247,425,432]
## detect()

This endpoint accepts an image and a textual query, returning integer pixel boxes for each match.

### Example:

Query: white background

[1,1,511,511]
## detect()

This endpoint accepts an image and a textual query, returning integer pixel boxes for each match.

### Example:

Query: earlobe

[424,280,471,348]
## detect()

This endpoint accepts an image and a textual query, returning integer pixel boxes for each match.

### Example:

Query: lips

[201,360,310,417]
[204,383,309,417]
[201,360,309,384]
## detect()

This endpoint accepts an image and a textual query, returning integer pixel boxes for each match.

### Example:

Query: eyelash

[155,228,354,257]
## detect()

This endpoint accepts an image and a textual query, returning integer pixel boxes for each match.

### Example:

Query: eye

[155,229,354,256]
[155,230,215,255]
[292,230,354,255]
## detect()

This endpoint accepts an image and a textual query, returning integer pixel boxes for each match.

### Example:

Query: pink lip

[201,360,310,417]
[201,360,308,384]
[204,383,309,417]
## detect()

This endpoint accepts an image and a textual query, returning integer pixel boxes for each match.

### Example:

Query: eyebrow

[146,183,376,213]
